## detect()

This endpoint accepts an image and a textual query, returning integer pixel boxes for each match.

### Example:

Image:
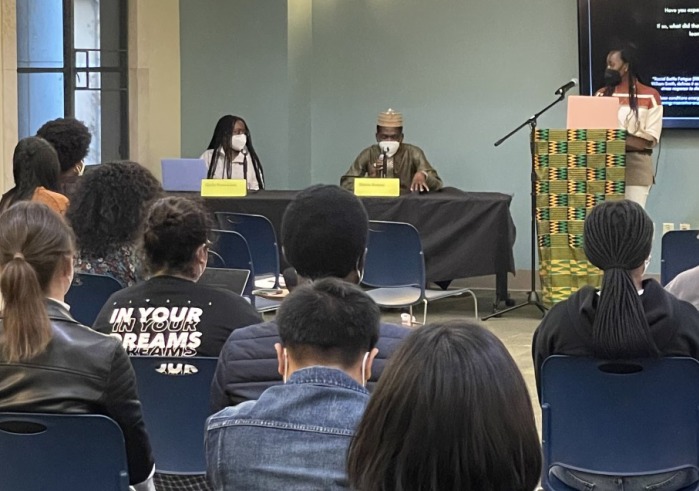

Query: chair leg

[422,299,428,325]
[466,290,479,319]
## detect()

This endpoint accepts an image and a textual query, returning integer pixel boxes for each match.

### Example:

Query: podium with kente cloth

[535,128,627,306]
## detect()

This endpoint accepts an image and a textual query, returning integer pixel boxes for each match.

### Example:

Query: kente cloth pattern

[535,128,627,305]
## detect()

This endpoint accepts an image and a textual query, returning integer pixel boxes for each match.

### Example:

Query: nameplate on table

[353,178,400,197]
[201,179,247,197]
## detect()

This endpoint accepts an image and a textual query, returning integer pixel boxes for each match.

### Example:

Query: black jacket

[532,279,699,400]
[210,320,410,412]
[0,300,154,485]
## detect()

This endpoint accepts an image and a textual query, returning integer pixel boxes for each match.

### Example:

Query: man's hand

[367,158,382,177]
[410,171,429,192]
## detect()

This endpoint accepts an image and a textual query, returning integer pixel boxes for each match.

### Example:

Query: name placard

[353,178,400,197]
[201,179,247,197]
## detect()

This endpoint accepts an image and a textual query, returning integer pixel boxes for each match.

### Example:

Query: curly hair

[142,196,212,277]
[36,117,92,172]
[66,161,162,257]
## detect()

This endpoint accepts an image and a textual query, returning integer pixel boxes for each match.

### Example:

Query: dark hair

[66,161,162,257]
[205,114,265,188]
[347,320,542,491]
[604,46,641,123]
[583,199,657,358]
[281,185,368,279]
[36,117,92,172]
[0,137,61,212]
[143,196,212,276]
[0,202,75,362]
[276,277,379,367]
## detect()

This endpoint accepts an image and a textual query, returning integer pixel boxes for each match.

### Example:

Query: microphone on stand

[554,78,578,96]
[381,149,388,178]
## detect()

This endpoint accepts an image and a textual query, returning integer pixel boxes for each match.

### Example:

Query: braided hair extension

[583,199,658,359]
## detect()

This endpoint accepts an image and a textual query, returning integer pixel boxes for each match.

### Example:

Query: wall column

[0,0,18,192]
[128,0,181,179]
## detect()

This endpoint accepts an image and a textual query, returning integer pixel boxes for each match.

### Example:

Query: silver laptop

[198,268,250,296]
[161,158,207,192]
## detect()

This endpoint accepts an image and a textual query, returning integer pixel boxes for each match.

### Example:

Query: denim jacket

[205,366,368,490]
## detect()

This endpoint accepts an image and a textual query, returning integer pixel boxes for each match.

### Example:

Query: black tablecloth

[202,187,516,295]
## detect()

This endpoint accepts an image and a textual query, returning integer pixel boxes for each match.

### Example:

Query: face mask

[231,134,247,151]
[379,140,400,158]
[604,68,622,87]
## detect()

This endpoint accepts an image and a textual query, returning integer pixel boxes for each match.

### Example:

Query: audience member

[206,278,379,489]
[0,136,68,215]
[210,184,409,411]
[200,114,265,189]
[665,264,699,310]
[348,320,541,491]
[93,196,261,356]
[36,117,92,198]
[532,199,699,491]
[67,160,161,287]
[0,202,155,490]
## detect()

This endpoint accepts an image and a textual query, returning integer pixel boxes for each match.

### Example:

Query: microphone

[554,78,578,95]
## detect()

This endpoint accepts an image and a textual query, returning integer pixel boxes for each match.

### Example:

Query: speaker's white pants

[625,185,650,209]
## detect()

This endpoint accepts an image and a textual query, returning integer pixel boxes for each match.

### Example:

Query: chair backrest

[661,230,699,285]
[362,221,426,290]
[65,273,124,326]
[129,356,218,474]
[214,212,280,286]
[541,356,699,481]
[208,229,255,301]
[0,412,129,491]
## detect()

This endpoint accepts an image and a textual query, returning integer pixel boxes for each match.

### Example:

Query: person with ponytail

[533,199,699,491]
[0,202,155,491]
[596,46,663,209]
[200,115,265,190]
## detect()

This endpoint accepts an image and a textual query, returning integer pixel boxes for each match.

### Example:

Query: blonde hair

[0,202,74,362]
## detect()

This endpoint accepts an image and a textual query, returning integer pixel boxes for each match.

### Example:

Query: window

[16,0,128,165]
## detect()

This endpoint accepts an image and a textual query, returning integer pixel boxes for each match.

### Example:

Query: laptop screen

[161,159,208,192]
[198,268,250,297]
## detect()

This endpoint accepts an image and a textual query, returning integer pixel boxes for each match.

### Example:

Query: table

[201,187,516,306]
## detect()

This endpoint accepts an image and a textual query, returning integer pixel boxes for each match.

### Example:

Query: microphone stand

[482,92,566,320]
[382,151,388,178]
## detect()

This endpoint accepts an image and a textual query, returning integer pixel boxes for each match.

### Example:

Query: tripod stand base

[481,290,547,320]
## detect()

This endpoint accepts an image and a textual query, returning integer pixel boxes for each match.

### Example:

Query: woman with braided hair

[595,46,663,209]
[533,199,699,491]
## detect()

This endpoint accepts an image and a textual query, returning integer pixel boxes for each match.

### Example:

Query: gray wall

[180,0,699,275]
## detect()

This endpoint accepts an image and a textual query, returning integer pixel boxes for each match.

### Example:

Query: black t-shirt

[93,275,262,357]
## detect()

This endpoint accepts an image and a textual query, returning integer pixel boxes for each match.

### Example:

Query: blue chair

[0,412,129,491]
[540,356,699,491]
[65,272,123,326]
[129,357,218,475]
[215,212,281,288]
[661,230,699,285]
[362,221,478,324]
[208,229,282,313]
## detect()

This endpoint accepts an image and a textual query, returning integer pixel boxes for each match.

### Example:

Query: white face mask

[231,134,247,151]
[379,140,400,158]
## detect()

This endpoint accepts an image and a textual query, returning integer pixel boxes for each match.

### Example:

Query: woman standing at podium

[596,46,663,209]
[200,114,265,190]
